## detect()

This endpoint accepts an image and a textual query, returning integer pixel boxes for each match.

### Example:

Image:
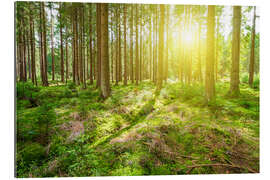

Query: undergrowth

[16,80,259,177]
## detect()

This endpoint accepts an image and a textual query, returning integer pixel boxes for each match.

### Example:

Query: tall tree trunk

[118,4,122,82]
[249,6,256,87]
[75,6,79,85]
[205,5,216,102]
[72,7,75,83]
[124,4,127,85]
[66,27,69,83]
[157,5,164,91]
[99,3,110,99]
[50,6,55,81]
[96,3,101,88]
[29,4,37,85]
[23,26,27,82]
[115,8,119,85]
[60,3,64,83]
[39,3,44,84]
[135,4,139,85]
[110,8,114,83]
[154,6,158,84]
[215,16,220,82]
[42,2,48,86]
[197,18,202,83]
[89,4,93,84]
[130,5,134,84]
[230,6,241,96]
[26,30,31,80]
[82,5,86,89]
[139,5,142,82]
[149,13,152,81]
[164,5,169,82]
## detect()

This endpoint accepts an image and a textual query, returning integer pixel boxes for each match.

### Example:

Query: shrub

[63,87,73,98]
[241,73,249,84]
[253,74,260,89]
[67,82,76,90]
[77,99,88,120]
[19,143,46,164]
[17,82,40,100]
[35,103,56,144]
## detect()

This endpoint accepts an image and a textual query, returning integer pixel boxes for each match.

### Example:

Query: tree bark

[157,5,165,91]
[50,6,55,81]
[99,3,110,99]
[89,4,94,84]
[135,4,139,85]
[205,5,216,102]
[124,4,127,85]
[42,2,48,86]
[248,6,256,87]
[130,5,134,84]
[229,6,241,96]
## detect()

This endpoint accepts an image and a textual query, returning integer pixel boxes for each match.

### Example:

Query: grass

[16,80,259,177]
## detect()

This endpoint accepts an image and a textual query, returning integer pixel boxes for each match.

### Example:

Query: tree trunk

[157,5,164,91]
[205,5,216,102]
[135,4,139,85]
[29,5,37,85]
[249,6,256,87]
[89,4,93,84]
[115,8,119,85]
[139,5,142,82]
[149,13,152,81]
[50,6,55,81]
[197,18,202,83]
[124,4,127,85]
[118,4,122,82]
[96,3,101,88]
[215,16,220,82]
[42,2,48,86]
[66,27,69,83]
[229,6,241,96]
[164,5,169,82]
[99,3,110,99]
[130,5,134,84]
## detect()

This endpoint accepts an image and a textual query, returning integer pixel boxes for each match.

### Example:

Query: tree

[29,2,37,85]
[157,4,164,91]
[130,4,134,84]
[124,4,127,85]
[205,5,215,102]
[229,6,241,97]
[248,6,256,87]
[135,4,139,85]
[164,5,169,82]
[88,4,93,84]
[50,4,55,81]
[99,3,110,99]
[149,9,152,81]
[59,3,65,83]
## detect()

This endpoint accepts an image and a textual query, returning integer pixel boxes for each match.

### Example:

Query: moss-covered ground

[16,80,259,177]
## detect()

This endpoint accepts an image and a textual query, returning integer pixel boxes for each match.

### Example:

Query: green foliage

[16,81,259,177]
[17,82,40,100]
[241,72,249,84]
[77,98,88,120]
[35,103,56,143]
[67,82,76,90]
[253,74,260,89]
[17,143,46,166]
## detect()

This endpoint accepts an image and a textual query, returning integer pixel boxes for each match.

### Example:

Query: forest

[15,1,260,177]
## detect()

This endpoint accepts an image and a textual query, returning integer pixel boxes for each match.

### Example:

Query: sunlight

[181,23,197,47]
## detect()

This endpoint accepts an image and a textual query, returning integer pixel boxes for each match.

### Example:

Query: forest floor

[16,80,259,177]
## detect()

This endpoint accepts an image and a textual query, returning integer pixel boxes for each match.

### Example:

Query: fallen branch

[186,163,258,174]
